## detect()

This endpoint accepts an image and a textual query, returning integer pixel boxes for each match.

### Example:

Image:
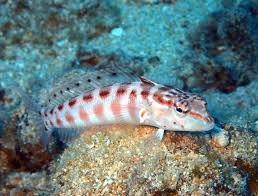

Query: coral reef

[74,48,148,74]
[0,171,48,194]
[187,0,258,92]
[49,125,257,195]
[204,79,258,131]
[0,0,120,90]
[210,128,230,148]
[0,0,120,45]
[0,107,54,194]
[132,0,178,5]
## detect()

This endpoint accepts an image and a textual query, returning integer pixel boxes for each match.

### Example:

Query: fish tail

[11,86,51,148]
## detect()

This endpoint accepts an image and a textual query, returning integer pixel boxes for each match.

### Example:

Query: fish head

[151,89,214,132]
[172,94,214,131]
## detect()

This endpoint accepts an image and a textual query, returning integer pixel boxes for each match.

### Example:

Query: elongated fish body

[42,77,214,136]
[13,65,215,145]
[43,82,142,129]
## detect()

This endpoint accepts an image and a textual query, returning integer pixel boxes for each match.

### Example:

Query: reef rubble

[49,124,257,195]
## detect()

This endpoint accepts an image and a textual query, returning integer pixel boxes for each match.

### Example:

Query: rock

[111,27,124,37]
[211,128,230,148]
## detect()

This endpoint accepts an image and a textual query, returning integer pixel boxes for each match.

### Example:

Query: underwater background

[0,0,257,195]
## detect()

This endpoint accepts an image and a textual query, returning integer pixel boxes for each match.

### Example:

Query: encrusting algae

[49,124,254,195]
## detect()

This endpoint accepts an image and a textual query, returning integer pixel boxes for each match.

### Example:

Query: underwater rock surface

[0,0,257,194]
[188,0,258,93]
[50,125,256,195]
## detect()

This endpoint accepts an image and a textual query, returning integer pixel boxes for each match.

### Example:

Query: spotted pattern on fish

[41,78,214,134]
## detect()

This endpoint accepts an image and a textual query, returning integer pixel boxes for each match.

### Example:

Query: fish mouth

[182,116,215,131]
[195,116,214,131]
[189,111,214,123]
[204,117,215,130]
[204,115,214,124]
[207,120,215,130]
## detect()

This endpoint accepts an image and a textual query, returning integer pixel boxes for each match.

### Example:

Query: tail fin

[11,86,51,148]
[11,86,41,113]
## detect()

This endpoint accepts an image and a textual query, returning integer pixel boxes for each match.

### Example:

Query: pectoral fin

[154,128,165,141]
[144,128,165,148]
[139,108,150,124]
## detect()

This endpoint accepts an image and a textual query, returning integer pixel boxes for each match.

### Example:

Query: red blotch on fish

[141,90,149,100]
[83,94,93,102]
[110,101,121,117]
[117,87,127,96]
[56,118,62,126]
[94,104,104,118]
[79,108,88,121]
[65,113,75,124]
[99,89,110,99]
[50,109,54,115]
[58,104,64,111]
[129,89,137,100]
[68,99,77,107]
[153,92,172,105]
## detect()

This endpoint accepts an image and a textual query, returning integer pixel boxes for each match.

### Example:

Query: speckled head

[177,94,215,131]
[151,89,214,132]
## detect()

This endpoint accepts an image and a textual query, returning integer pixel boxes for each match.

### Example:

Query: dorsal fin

[140,77,159,86]
[41,66,141,110]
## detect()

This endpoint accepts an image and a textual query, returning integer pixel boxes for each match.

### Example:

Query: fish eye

[176,107,183,113]
[175,106,187,117]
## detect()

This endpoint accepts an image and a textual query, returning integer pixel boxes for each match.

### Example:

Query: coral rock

[211,128,230,148]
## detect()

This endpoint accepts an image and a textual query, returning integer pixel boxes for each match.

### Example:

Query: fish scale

[44,82,146,129]
[42,77,214,140]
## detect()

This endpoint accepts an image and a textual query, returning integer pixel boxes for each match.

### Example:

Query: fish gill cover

[0,0,257,195]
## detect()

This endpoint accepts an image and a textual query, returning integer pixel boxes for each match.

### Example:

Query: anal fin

[54,127,86,144]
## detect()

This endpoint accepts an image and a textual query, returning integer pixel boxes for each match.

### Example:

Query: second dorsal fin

[40,66,141,110]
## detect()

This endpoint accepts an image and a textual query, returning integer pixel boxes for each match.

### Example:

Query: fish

[13,67,214,146]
